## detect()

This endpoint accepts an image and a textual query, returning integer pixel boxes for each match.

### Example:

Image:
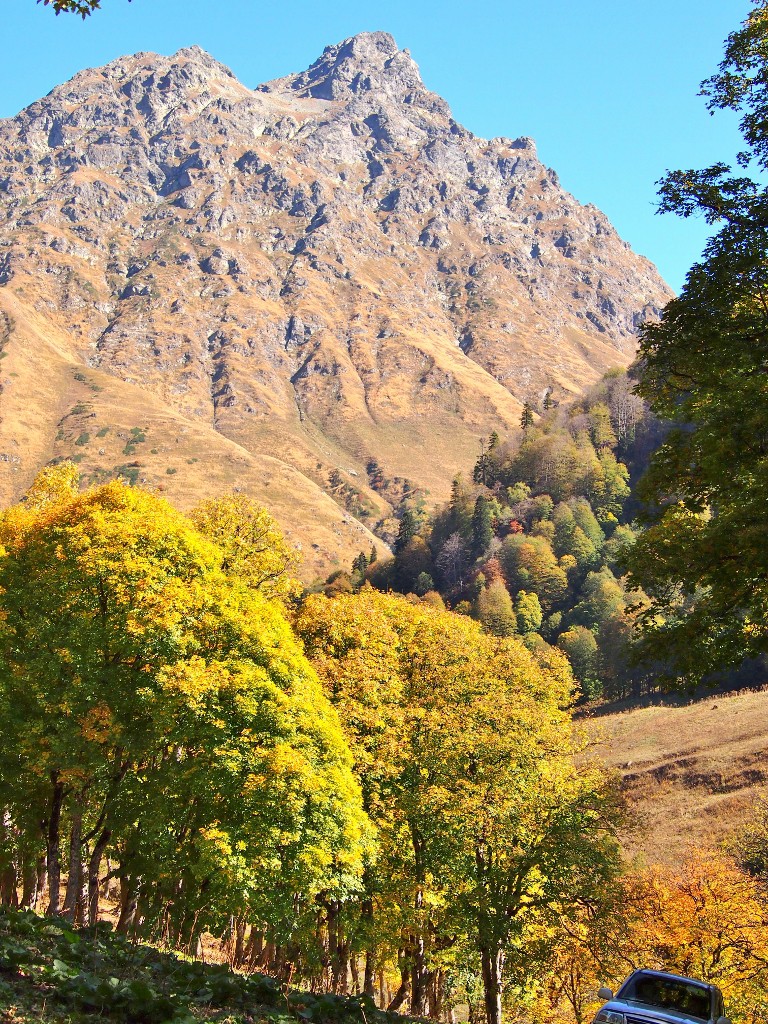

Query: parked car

[593,969,731,1024]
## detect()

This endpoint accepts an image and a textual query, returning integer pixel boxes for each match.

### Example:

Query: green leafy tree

[475,579,518,636]
[557,626,601,700]
[472,495,494,556]
[514,590,543,634]
[553,503,600,573]
[625,1,768,682]
[499,534,569,612]
[568,568,625,632]
[587,451,631,527]
[0,469,368,937]
[296,591,620,1024]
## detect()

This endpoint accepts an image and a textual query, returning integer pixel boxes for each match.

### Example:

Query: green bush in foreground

[0,905,402,1024]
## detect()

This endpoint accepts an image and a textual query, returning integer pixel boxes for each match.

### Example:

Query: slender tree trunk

[0,810,18,907]
[428,969,444,1019]
[481,945,504,1024]
[87,828,111,927]
[362,896,376,997]
[117,875,140,934]
[328,899,347,993]
[36,856,47,911]
[233,916,246,966]
[387,954,411,1013]
[246,927,265,969]
[263,940,276,973]
[410,883,432,1016]
[45,774,64,917]
[21,853,40,909]
[103,857,119,902]
[363,949,376,999]
[0,865,18,907]
[62,807,83,922]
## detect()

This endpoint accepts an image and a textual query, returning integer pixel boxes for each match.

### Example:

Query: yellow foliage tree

[295,588,621,1024]
[190,493,301,602]
[0,469,367,943]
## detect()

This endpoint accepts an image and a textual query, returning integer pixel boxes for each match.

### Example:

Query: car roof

[625,969,715,991]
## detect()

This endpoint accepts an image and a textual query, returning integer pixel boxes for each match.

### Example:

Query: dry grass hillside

[587,689,768,867]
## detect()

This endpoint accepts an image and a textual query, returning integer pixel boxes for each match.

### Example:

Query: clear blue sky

[0,0,751,292]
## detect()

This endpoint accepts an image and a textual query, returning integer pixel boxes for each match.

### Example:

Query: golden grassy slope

[588,689,768,867]
[0,290,387,580]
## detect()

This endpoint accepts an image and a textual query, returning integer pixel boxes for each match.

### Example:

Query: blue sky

[0,0,750,292]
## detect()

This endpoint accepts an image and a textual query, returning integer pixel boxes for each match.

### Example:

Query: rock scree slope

[0,32,672,575]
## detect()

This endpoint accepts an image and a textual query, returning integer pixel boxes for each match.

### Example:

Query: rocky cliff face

[0,33,671,575]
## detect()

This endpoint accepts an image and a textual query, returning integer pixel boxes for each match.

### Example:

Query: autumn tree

[295,590,621,1024]
[630,856,768,1023]
[499,534,569,611]
[191,493,300,602]
[475,578,517,636]
[0,467,368,941]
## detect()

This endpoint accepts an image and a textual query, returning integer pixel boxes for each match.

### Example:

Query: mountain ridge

[0,33,672,575]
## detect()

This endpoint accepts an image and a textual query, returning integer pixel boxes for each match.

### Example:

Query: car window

[621,974,710,1022]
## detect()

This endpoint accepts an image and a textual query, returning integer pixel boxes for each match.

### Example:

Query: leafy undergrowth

[0,907,400,1024]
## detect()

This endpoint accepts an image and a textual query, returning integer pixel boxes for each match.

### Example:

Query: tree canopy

[295,589,620,1024]
[625,0,768,683]
[0,467,368,942]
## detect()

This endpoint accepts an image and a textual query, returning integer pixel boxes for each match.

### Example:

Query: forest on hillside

[324,369,665,705]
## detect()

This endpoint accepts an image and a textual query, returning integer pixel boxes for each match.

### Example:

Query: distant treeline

[328,369,766,703]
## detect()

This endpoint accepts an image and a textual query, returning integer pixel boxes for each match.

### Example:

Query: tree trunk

[481,945,504,1024]
[410,883,432,1016]
[363,949,376,998]
[62,808,83,922]
[0,865,18,907]
[20,854,40,910]
[327,899,350,993]
[233,916,246,966]
[246,927,265,969]
[0,810,18,907]
[263,940,276,973]
[362,896,376,998]
[87,828,111,927]
[45,774,64,917]
[410,935,430,1015]
[36,856,47,910]
[117,875,140,934]
[387,954,410,1013]
[428,969,444,1019]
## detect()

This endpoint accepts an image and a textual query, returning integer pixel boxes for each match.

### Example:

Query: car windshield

[621,974,711,1021]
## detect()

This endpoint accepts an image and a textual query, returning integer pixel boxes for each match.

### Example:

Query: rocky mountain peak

[263,31,426,102]
[0,36,673,577]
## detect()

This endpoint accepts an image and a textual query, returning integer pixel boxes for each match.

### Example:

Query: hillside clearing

[588,688,768,866]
